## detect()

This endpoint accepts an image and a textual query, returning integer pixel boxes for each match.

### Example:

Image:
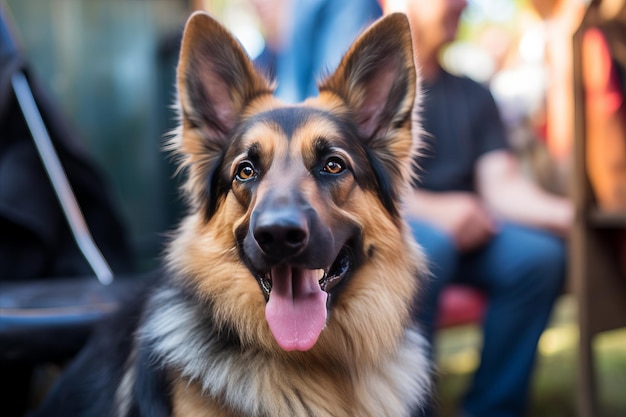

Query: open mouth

[256,247,352,299]
[252,247,353,352]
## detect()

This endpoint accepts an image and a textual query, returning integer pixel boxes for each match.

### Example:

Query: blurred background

[2,0,625,416]
[2,0,586,266]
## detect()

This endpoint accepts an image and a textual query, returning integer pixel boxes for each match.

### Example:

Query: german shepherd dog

[33,11,430,417]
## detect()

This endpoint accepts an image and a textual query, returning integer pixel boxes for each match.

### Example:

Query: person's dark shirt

[416,70,509,192]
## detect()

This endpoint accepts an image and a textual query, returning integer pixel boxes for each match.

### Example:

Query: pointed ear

[176,11,273,143]
[319,13,417,142]
[319,13,420,215]
[173,12,273,218]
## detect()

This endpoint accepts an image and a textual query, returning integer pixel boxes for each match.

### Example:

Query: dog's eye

[236,161,256,181]
[323,157,345,175]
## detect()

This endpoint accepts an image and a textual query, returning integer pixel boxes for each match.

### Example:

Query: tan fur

[172,379,234,417]
[161,11,430,417]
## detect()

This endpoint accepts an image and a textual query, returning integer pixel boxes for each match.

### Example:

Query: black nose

[253,208,309,258]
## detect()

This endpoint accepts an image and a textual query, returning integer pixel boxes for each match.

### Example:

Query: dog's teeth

[316,269,325,281]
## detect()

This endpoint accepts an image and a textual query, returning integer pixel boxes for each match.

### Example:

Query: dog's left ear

[319,12,418,163]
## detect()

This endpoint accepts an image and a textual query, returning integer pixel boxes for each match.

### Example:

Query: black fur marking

[324,234,365,309]
[129,344,172,417]
[30,275,162,417]
[249,107,313,139]
[177,281,246,350]
[364,145,399,217]
[203,150,228,221]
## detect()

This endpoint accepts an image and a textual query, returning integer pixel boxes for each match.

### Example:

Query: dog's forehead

[239,106,351,145]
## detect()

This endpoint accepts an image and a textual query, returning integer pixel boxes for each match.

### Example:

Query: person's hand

[408,191,498,252]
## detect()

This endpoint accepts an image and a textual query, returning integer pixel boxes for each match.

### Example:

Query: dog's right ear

[174,12,273,217]
[176,11,273,149]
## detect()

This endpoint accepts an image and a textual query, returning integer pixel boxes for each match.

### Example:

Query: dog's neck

[136,283,431,417]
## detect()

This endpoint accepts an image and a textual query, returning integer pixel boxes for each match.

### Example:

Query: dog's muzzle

[241,197,354,352]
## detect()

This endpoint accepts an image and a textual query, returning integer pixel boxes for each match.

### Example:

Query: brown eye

[236,161,256,181]
[323,157,345,174]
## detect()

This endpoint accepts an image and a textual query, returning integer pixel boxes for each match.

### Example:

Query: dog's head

[169,12,421,354]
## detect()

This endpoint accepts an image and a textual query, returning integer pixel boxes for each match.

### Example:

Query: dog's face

[168,12,420,354]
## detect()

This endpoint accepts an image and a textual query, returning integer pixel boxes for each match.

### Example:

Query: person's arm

[475,150,573,237]
[405,189,498,252]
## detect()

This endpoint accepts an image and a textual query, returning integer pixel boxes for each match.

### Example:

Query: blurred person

[536,0,586,193]
[384,1,573,416]
[580,0,626,212]
[579,0,626,272]
[274,0,382,102]
[249,0,292,79]
[543,1,585,158]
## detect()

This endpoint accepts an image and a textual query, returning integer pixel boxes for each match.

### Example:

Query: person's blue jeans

[410,220,566,417]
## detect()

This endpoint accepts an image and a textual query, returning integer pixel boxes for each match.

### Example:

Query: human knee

[409,220,458,331]
[517,234,566,295]
[409,220,458,277]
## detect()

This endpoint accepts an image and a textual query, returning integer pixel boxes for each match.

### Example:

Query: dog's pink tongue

[265,265,328,351]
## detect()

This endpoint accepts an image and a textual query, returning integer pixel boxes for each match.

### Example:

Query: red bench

[437,284,486,329]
